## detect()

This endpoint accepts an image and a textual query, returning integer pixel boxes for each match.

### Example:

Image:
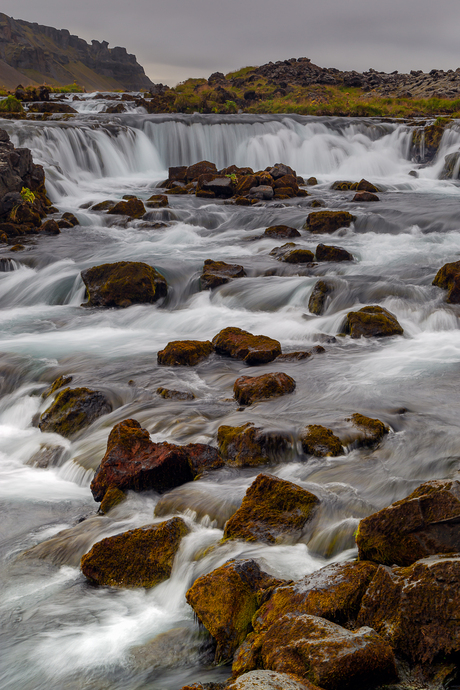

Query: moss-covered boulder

[432,260,460,303]
[186,559,283,663]
[200,259,246,289]
[223,473,319,544]
[308,280,332,316]
[315,243,353,262]
[107,198,146,218]
[253,561,378,633]
[81,261,167,308]
[146,194,168,208]
[90,418,222,503]
[235,175,259,196]
[301,425,343,457]
[356,479,460,567]
[330,181,358,191]
[186,160,218,182]
[357,179,379,193]
[305,211,355,234]
[347,413,389,448]
[228,671,320,690]
[264,225,301,239]
[234,372,296,405]
[39,387,112,438]
[41,374,73,399]
[80,517,189,588]
[248,614,397,690]
[271,243,315,264]
[39,219,60,234]
[157,340,213,366]
[342,306,403,338]
[352,191,379,202]
[213,327,281,365]
[359,555,460,668]
[99,486,126,514]
[217,422,291,467]
[157,387,195,400]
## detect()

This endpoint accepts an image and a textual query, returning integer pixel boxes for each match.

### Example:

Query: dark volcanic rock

[39,387,112,438]
[433,259,460,303]
[80,517,189,587]
[352,191,380,202]
[200,259,246,290]
[342,305,403,338]
[234,372,296,405]
[212,327,281,365]
[157,340,213,366]
[308,280,332,315]
[305,211,356,234]
[107,198,146,218]
[0,129,47,207]
[81,261,167,307]
[264,225,301,239]
[28,102,77,114]
[315,243,353,262]
[301,424,343,457]
[223,473,320,544]
[217,422,291,467]
[157,387,195,401]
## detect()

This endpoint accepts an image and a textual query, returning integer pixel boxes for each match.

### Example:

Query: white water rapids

[1,111,460,689]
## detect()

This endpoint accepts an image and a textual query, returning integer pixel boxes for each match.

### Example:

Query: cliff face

[0,13,154,91]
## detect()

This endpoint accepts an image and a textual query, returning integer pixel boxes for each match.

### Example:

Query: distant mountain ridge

[0,13,154,91]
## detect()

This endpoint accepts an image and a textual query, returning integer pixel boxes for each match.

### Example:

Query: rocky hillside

[0,13,154,91]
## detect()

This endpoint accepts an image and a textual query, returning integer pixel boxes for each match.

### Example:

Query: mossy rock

[352,191,379,202]
[301,424,343,457]
[81,261,167,308]
[432,259,460,303]
[80,517,189,588]
[186,160,218,182]
[306,177,318,186]
[38,387,112,438]
[201,260,246,290]
[107,198,146,218]
[213,327,281,365]
[413,122,448,161]
[356,179,379,193]
[305,211,355,234]
[146,194,168,208]
[264,225,301,239]
[342,305,403,338]
[282,248,315,264]
[348,413,389,448]
[330,180,358,191]
[41,374,73,399]
[234,372,296,405]
[99,486,127,514]
[91,200,116,212]
[217,422,291,467]
[185,558,283,662]
[308,280,332,316]
[157,340,213,366]
[315,243,353,262]
[356,479,460,567]
[157,387,195,400]
[223,473,319,544]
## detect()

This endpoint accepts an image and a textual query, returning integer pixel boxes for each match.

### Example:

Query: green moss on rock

[38,387,112,438]
[217,422,290,467]
[301,424,343,457]
[107,198,146,218]
[41,374,73,399]
[81,261,167,308]
[342,305,403,338]
[157,340,213,366]
[213,327,281,365]
[304,211,356,234]
[233,372,296,405]
[433,260,460,303]
[308,280,332,315]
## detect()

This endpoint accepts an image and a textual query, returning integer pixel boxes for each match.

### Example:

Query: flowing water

[1,106,460,689]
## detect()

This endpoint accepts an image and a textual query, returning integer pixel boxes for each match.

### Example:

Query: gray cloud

[3,0,460,85]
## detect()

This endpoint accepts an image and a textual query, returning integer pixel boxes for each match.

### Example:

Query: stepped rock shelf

[2,110,460,690]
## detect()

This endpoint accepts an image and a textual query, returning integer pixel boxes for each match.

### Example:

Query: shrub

[0,96,24,113]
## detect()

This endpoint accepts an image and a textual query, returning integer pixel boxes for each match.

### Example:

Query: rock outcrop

[81,261,167,308]
[341,306,403,338]
[157,340,213,366]
[217,422,291,467]
[39,387,112,438]
[213,327,281,365]
[233,372,296,405]
[200,260,246,289]
[433,259,460,303]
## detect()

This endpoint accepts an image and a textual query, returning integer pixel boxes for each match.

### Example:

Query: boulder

[157,340,213,366]
[201,177,234,198]
[91,200,115,212]
[440,151,460,179]
[38,387,112,438]
[357,554,460,665]
[356,479,460,567]
[347,413,388,448]
[247,614,396,690]
[186,559,283,662]
[235,175,259,196]
[330,181,358,190]
[308,280,332,316]
[157,387,195,401]
[0,129,47,204]
[107,198,146,218]
[186,161,218,182]
[273,175,299,194]
[301,425,343,457]
[212,327,281,365]
[61,215,78,230]
[253,561,378,632]
[267,164,296,179]
[146,194,168,208]
[39,219,60,234]
[249,185,274,201]
[90,418,221,502]
[223,473,319,544]
[352,191,379,202]
[356,179,379,193]
[42,374,73,399]
[200,259,246,290]
[342,306,403,338]
[275,244,315,264]
[306,177,318,186]
[167,165,187,182]
[81,261,167,308]
[80,517,189,588]
[228,671,320,690]
[432,260,460,303]
[217,422,291,467]
[234,372,296,405]
[264,225,300,239]
[315,244,353,262]
[305,211,355,234]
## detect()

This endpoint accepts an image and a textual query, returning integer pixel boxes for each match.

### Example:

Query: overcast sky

[2,0,460,85]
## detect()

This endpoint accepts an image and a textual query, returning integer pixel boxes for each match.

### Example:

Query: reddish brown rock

[39,219,60,235]
[81,261,167,308]
[201,260,246,289]
[315,244,353,262]
[357,179,379,192]
[342,306,403,338]
[264,225,301,239]
[213,327,281,365]
[352,191,379,202]
[305,211,355,234]
[146,194,168,208]
[81,517,189,588]
[223,473,319,544]
[186,161,218,182]
[217,422,291,467]
[107,198,146,218]
[90,418,221,502]
[234,372,296,405]
[301,425,343,457]
[433,260,460,303]
[157,340,213,366]
[356,479,460,567]
[38,387,112,439]
[234,175,259,196]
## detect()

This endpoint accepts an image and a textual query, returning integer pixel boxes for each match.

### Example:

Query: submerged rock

[228,671,319,690]
[315,243,353,262]
[146,194,168,208]
[81,261,167,308]
[217,422,291,467]
[80,517,189,588]
[356,479,460,566]
[272,243,315,264]
[305,211,355,234]
[26,444,66,468]
[157,387,195,400]
[357,554,460,665]
[308,280,332,315]
[433,259,460,303]
[223,473,319,544]
[233,372,296,405]
[157,340,213,366]
[186,559,282,662]
[90,418,221,502]
[99,486,126,514]
[107,198,146,218]
[348,413,389,448]
[213,327,281,365]
[200,259,246,289]
[41,374,73,398]
[38,387,112,438]
[264,225,301,239]
[301,425,343,457]
[342,305,403,338]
